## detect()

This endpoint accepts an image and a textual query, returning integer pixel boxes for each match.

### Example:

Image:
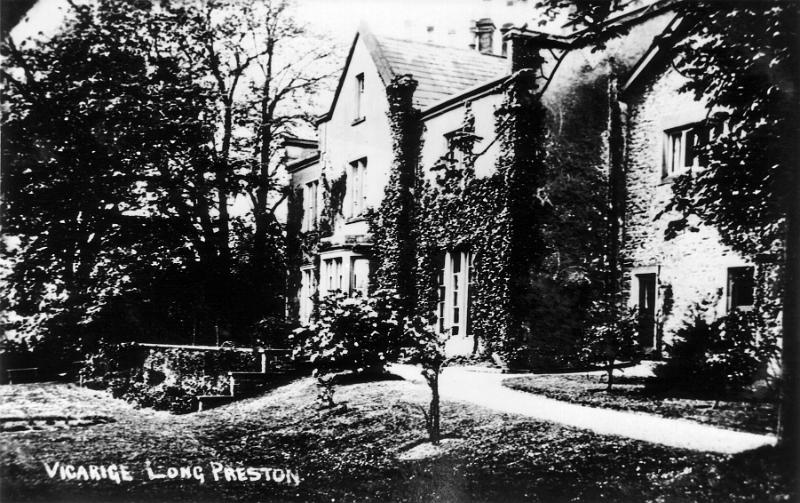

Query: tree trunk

[778,122,799,466]
[428,371,441,444]
[606,362,614,391]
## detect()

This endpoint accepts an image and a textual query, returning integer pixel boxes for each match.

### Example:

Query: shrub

[290,290,402,376]
[652,306,778,397]
[81,346,258,413]
[578,300,641,390]
[290,290,402,408]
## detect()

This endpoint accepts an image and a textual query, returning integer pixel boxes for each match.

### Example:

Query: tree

[404,316,447,444]
[1,0,335,352]
[136,0,335,339]
[536,0,799,453]
[1,0,210,354]
[581,300,639,391]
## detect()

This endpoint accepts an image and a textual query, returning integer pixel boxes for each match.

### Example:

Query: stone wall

[621,65,754,348]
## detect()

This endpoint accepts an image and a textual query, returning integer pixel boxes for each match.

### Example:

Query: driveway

[389,364,777,454]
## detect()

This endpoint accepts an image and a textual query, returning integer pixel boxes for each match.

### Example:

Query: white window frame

[322,257,343,293]
[348,158,367,218]
[299,266,317,324]
[354,73,365,121]
[302,180,318,232]
[727,266,755,312]
[436,250,472,337]
[350,257,370,296]
[662,121,724,178]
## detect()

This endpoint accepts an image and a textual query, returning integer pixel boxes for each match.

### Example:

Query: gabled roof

[319,23,510,122]
[375,36,509,108]
[620,14,685,98]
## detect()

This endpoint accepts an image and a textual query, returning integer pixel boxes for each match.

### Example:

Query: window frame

[302,180,319,231]
[354,72,365,122]
[727,266,755,312]
[348,158,367,218]
[662,121,724,179]
[436,249,472,337]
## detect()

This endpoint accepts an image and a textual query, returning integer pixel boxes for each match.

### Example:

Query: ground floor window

[299,268,317,324]
[323,257,343,293]
[727,266,755,311]
[436,250,472,336]
[351,257,370,296]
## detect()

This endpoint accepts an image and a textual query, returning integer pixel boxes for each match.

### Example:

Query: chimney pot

[473,18,496,55]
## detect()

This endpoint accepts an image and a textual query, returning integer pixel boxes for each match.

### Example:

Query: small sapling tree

[404,316,447,444]
[581,300,640,391]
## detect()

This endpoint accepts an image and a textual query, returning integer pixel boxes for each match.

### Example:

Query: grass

[502,373,778,434]
[0,379,794,502]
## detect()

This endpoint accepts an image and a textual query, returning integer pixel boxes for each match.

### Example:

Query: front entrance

[636,273,657,350]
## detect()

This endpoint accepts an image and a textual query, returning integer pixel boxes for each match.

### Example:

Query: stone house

[287,1,772,363]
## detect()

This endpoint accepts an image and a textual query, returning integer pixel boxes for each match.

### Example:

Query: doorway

[636,273,657,350]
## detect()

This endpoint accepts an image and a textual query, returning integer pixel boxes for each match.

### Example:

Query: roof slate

[373,36,510,109]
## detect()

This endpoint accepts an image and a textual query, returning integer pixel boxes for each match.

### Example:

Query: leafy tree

[1,0,334,354]
[404,315,447,444]
[1,0,209,355]
[580,300,639,391]
[536,0,799,450]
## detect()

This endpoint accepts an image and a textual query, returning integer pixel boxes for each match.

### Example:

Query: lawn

[0,379,793,502]
[502,373,778,434]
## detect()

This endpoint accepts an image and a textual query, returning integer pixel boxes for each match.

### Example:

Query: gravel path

[389,364,777,454]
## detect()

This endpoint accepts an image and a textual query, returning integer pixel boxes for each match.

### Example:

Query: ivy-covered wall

[368,35,639,369]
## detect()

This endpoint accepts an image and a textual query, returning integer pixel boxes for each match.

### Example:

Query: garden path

[388,364,777,454]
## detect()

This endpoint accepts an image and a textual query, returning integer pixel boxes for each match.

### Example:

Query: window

[350,257,370,295]
[299,268,317,323]
[662,122,723,178]
[436,250,472,336]
[354,73,365,122]
[323,257,343,293]
[728,266,755,311]
[348,158,367,218]
[302,180,319,231]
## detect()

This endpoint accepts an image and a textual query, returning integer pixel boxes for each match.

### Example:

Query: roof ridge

[375,34,508,60]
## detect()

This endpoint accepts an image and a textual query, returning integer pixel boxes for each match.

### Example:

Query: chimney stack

[472,18,496,55]
[500,23,513,57]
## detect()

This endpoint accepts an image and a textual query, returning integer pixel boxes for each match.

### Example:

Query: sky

[11,0,545,48]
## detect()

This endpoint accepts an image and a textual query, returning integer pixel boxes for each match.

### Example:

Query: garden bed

[0,379,792,502]
[502,374,778,434]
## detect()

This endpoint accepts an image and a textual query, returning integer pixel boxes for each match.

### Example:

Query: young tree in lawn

[581,300,639,391]
[404,316,447,444]
[536,0,799,451]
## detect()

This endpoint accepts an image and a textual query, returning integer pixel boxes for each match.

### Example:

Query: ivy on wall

[320,172,347,235]
[371,75,423,318]
[369,40,625,369]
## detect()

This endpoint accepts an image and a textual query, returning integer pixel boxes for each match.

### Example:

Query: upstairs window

[348,158,367,218]
[727,266,755,311]
[663,121,723,178]
[302,180,319,231]
[354,73,365,122]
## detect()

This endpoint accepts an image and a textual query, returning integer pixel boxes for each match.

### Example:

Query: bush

[81,346,259,413]
[578,300,641,390]
[290,290,402,376]
[652,306,778,397]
